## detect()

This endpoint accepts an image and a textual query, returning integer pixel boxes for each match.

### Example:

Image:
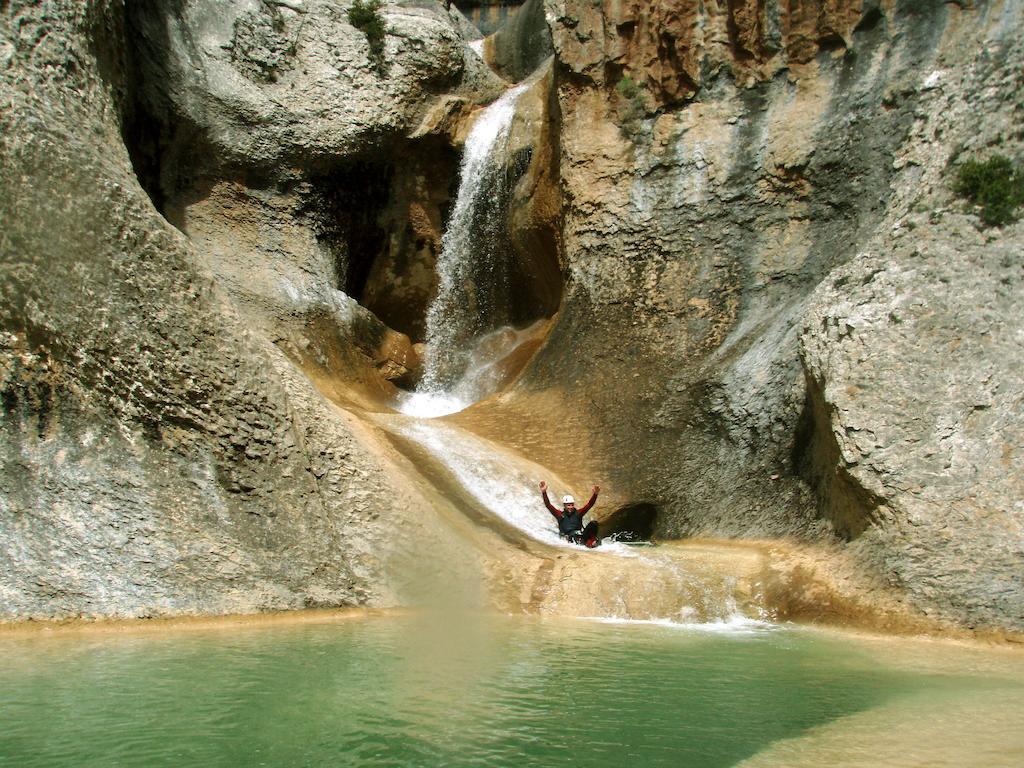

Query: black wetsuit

[542,489,600,547]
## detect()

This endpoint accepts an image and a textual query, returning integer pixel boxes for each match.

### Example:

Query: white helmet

[562,495,576,505]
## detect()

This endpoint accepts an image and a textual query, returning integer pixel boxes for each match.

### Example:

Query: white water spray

[377,411,767,624]
[397,84,529,418]
[385,416,629,552]
[396,322,540,417]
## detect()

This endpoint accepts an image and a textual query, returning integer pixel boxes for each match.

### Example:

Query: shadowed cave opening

[791,374,884,541]
[317,140,562,354]
[116,0,562,402]
[601,503,659,543]
[118,63,559,360]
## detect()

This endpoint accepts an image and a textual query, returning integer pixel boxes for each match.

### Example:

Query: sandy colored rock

[546,0,872,109]
[2,0,1023,638]
[473,0,1024,633]
[0,0,489,619]
[374,328,424,383]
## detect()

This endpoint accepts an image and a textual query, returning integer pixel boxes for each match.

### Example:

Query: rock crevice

[2,0,1023,634]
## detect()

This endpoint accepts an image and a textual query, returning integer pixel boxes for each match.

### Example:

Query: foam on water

[394,391,469,419]
[393,418,572,547]
[392,418,632,553]
[395,323,542,418]
[582,614,778,634]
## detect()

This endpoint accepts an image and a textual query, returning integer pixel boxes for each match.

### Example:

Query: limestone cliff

[473,0,1023,631]
[548,0,872,107]
[2,0,1022,635]
[0,0,491,618]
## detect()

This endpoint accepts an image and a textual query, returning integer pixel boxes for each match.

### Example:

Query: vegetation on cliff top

[954,154,1024,227]
[348,0,387,69]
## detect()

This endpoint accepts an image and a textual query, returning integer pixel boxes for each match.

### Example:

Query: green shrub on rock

[616,76,640,101]
[348,0,386,67]
[615,76,647,139]
[953,154,1024,227]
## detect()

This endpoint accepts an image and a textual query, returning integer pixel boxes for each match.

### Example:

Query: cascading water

[397,83,529,419]
[386,417,632,551]
[375,408,775,623]
[381,80,765,626]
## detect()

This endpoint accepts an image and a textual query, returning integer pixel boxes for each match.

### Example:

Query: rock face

[2,0,1022,634]
[444,0,1019,630]
[465,0,1024,631]
[800,236,1024,630]
[0,0,490,618]
[547,0,870,109]
[486,0,554,82]
[795,16,1024,629]
[125,0,504,192]
[127,0,504,349]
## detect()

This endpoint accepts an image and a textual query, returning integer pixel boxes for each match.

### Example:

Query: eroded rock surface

[2,0,1022,635]
[125,0,504,192]
[486,0,554,82]
[801,235,1024,629]
[796,15,1024,628]
[0,0,490,618]
[470,0,1024,631]
[547,0,873,109]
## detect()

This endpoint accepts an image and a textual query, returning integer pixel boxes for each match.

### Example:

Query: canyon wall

[0,0,495,619]
[476,0,1022,631]
[1,0,1022,633]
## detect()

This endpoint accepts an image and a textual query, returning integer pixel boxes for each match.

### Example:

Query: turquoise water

[1,614,1022,767]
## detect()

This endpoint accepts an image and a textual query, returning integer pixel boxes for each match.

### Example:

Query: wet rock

[479,0,1024,632]
[356,140,460,341]
[372,328,423,385]
[487,0,553,83]
[505,59,564,319]
[0,0,484,619]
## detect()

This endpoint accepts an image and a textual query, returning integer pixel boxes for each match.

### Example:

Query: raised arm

[539,481,561,517]
[578,485,600,515]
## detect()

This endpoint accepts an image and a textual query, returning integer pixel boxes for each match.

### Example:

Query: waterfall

[397,84,528,418]
[386,416,631,551]
[378,79,768,628]
[374,410,773,623]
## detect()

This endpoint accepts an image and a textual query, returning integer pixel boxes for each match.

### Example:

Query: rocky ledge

[2,0,1022,634]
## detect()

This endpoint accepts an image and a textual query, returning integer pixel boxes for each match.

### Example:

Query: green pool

[2,613,1022,767]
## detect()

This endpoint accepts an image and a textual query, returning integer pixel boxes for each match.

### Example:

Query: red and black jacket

[542,489,598,536]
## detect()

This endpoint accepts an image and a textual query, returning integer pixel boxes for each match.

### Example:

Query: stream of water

[417,83,529,398]
[2,614,1022,767]
[395,76,532,419]
[384,78,754,623]
[383,414,631,553]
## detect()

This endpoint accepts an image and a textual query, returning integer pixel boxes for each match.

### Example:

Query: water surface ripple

[2,615,1022,767]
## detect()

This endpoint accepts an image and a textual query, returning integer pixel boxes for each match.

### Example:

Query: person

[539,480,601,548]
